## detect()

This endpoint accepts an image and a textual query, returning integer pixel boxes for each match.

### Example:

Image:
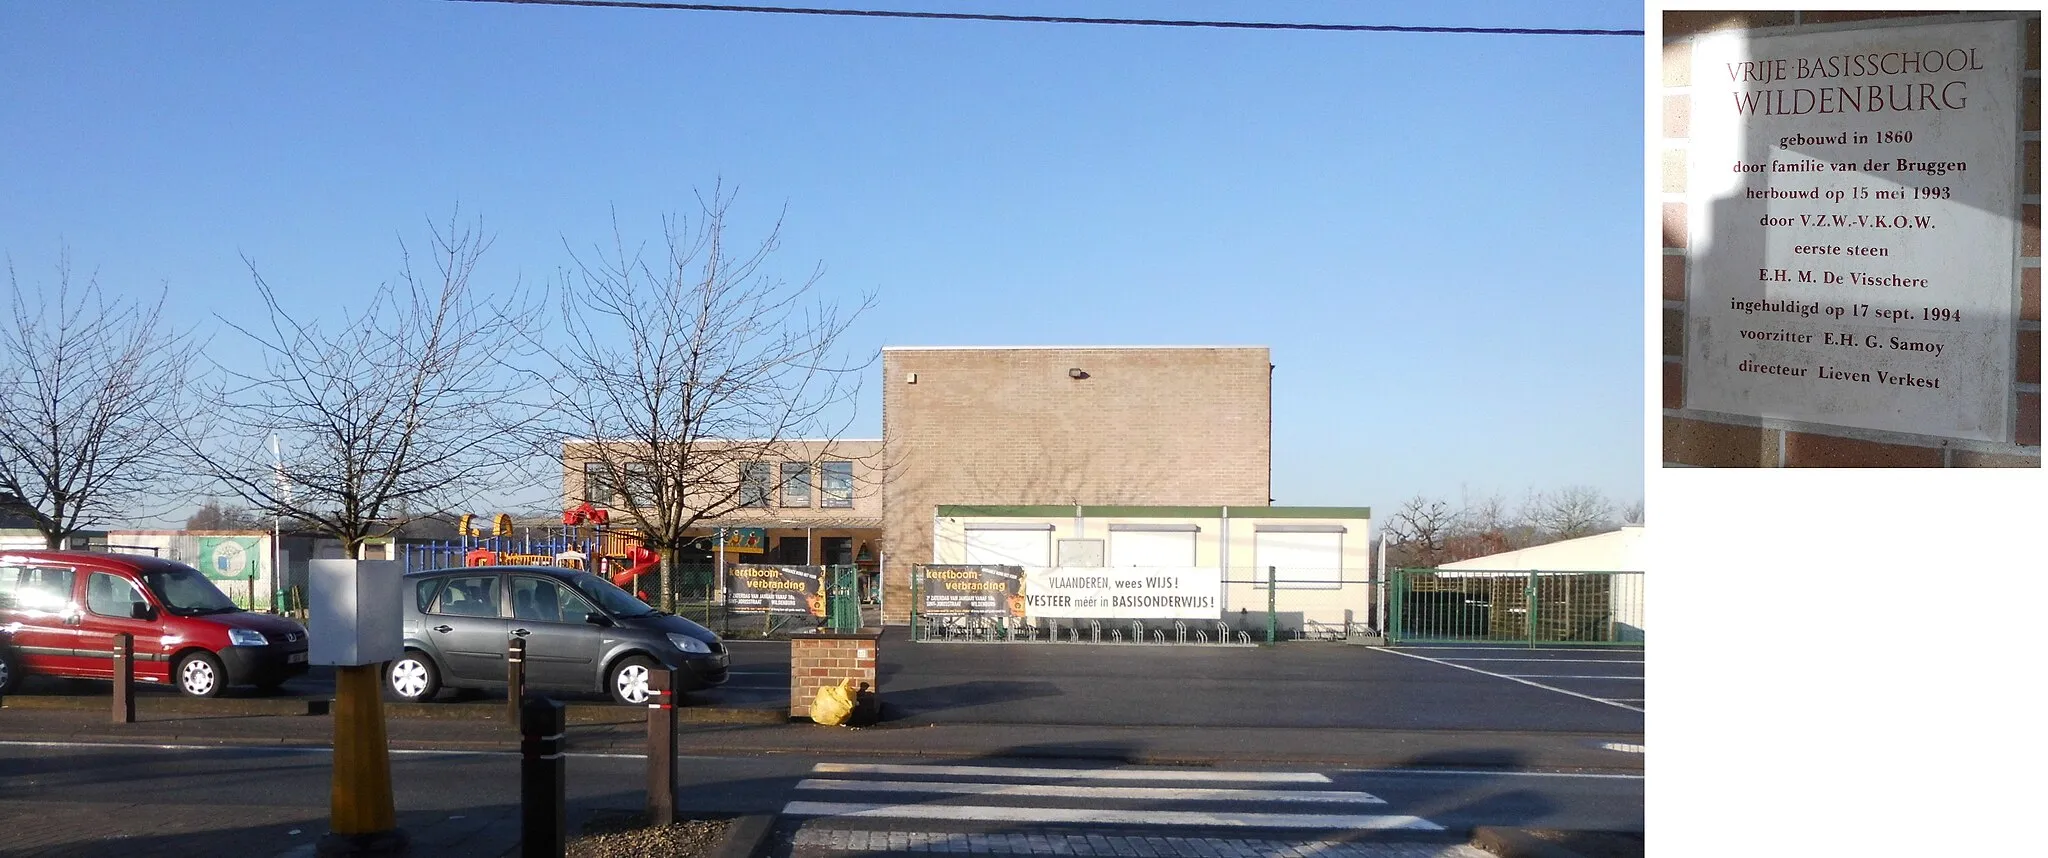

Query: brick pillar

[789,629,881,721]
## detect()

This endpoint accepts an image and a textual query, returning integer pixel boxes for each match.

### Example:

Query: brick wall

[1663,11,2042,467]
[788,631,879,719]
[879,347,1273,624]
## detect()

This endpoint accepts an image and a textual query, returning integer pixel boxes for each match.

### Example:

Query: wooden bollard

[111,633,134,724]
[646,667,678,826]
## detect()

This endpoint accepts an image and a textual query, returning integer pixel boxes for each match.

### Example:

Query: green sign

[197,536,262,581]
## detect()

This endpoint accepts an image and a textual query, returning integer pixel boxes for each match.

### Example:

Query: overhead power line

[444,0,1644,37]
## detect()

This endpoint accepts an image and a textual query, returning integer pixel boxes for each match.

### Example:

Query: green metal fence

[1390,568,1644,646]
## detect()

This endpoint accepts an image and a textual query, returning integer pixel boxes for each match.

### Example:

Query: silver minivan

[389,565,727,704]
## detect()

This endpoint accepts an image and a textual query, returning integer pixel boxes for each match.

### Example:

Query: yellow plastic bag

[811,679,857,726]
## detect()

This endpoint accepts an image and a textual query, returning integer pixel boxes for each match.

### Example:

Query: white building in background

[1437,525,1645,643]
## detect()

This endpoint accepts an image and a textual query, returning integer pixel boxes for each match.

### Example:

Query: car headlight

[666,633,710,654]
[228,628,268,647]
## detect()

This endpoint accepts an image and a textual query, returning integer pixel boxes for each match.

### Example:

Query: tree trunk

[44,530,62,550]
[658,549,674,613]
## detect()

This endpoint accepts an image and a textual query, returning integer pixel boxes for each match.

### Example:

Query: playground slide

[610,547,660,591]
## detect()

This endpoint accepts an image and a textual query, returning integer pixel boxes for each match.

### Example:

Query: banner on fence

[917,565,1024,617]
[1021,567,1222,620]
[725,564,824,616]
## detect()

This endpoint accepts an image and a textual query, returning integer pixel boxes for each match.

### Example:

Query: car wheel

[608,655,657,705]
[387,651,442,703]
[176,652,227,698]
[0,646,22,695]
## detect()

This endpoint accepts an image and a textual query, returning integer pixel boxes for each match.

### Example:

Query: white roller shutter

[1109,528,1197,567]
[963,527,1051,567]
[1252,528,1343,589]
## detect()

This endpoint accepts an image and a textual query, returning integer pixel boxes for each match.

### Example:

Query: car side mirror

[584,612,613,627]
[130,603,156,621]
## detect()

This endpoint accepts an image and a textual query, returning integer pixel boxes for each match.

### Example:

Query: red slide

[610,546,660,592]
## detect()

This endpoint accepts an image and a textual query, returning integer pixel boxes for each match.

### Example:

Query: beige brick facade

[879,347,1272,624]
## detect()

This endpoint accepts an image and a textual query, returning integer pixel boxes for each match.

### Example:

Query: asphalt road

[10,632,1645,737]
[0,742,1643,857]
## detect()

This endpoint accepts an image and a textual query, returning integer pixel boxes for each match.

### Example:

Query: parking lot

[1381,645,1644,713]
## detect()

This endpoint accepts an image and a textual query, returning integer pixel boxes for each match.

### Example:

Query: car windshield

[141,565,240,614]
[569,573,659,618]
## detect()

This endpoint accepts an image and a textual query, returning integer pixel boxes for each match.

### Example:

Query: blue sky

[1,0,1645,520]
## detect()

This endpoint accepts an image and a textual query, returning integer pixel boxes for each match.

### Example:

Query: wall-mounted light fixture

[1068,368,1088,379]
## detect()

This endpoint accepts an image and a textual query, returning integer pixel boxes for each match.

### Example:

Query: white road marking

[1442,658,1644,664]
[791,829,1495,857]
[1339,767,1643,780]
[782,801,1443,830]
[795,778,1385,803]
[1600,743,1646,753]
[811,762,1331,783]
[1503,675,1645,680]
[1374,649,1645,713]
[1397,646,1640,653]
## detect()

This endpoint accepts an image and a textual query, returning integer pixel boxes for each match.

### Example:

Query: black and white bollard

[519,696,566,858]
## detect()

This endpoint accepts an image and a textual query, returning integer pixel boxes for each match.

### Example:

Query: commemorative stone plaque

[1684,18,2022,441]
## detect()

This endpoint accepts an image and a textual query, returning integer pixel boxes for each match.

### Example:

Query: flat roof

[937,505,1370,519]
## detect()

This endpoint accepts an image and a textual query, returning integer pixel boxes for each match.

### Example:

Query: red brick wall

[788,632,880,718]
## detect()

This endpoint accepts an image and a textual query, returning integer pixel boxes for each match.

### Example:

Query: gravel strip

[568,811,733,858]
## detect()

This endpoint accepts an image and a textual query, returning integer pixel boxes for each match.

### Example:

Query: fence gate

[1390,568,1644,647]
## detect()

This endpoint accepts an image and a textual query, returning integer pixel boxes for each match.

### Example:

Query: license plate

[288,652,308,664]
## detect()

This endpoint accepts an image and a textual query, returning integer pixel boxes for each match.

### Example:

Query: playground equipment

[611,545,661,597]
[436,506,652,592]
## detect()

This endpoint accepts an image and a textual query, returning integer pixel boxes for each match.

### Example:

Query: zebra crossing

[780,761,1493,857]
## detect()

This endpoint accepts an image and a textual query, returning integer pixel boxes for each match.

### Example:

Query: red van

[0,550,309,697]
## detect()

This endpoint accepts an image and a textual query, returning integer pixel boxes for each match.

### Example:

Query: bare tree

[550,186,873,609]
[189,215,545,558]
[0,251,197,548]
[186,498,265,531]
[1383,494,1460,569]
[1622,498,1645,525]
[1521,485,1618,541]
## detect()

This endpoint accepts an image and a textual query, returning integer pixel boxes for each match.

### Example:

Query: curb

[711,814,779,858]
[0,695,788,725]
[1470,827,1600,858]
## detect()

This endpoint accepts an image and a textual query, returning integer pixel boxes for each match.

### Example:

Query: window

[820,461,853,508]
[14,566,76,613]
[740,462,772,508]
[416,578,444,612]
[511,576,595,624]
[624,461,654,500]
[87,572,150,619]
[780,462,812,507]
[583,462,613,504]
[428,575,503,618]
